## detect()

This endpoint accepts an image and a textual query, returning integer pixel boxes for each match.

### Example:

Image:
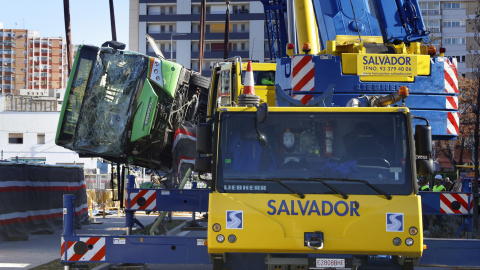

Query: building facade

[129,0,267,76]
[420,0,480,79]
[0,24,68,97]
[0,95,98,169]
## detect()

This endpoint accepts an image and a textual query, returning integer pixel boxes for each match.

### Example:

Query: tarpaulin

[0,162,89,241]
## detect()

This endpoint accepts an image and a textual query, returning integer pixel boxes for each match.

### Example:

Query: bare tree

[467,2,480,232]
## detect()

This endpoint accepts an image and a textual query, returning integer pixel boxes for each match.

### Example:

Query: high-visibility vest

[420,185,431,191]
[433,185,446,192]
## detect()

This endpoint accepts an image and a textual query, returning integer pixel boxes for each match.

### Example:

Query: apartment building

[0,24,68,97]
[420,0,480,79]
[129,0,266,76]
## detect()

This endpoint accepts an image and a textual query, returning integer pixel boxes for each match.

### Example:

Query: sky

[1,0,129,49]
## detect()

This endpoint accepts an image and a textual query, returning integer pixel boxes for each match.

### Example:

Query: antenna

[250,37,255,60]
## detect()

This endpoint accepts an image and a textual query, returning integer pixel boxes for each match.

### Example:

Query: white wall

[138,21,147,54]
[249,20,265,62]
[177,0,192,14]
[177,40,192,68]
[0,106,97,169]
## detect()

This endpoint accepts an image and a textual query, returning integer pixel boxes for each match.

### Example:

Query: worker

[432,174,447,192]
[418,177,431,191]
[260,71,275,85]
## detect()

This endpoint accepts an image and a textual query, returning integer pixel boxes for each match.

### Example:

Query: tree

[467,1,480,232]
[436,78,478,171]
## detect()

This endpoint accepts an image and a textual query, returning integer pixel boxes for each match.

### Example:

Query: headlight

[212,223,221,232]
[216,234,225,243]
[405,238,414,246]
[228,234,237,243]
[393,237,402,246]
[409,227,418,235]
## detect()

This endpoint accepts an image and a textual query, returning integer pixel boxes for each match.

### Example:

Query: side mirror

[414,124,433,174]
[417,159,434,175]
[256,103,269,124]
[196,122,212,154]
[195,156,212,173]
[415,125,432,155]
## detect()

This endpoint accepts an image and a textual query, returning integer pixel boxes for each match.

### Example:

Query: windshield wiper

[228,178,305,199]
[295,178,348,199]
[354,179,392,200]
[291,177,391,200]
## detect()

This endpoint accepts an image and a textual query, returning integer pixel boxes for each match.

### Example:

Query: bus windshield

[217,112,413,196]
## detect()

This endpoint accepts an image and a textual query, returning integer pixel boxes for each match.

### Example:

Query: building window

[443,38,466,45]
[443,20,462,28]
[148,5,161,15]
[9,133,23,144]
[424,20,440,33]
[420,1,440,15]
[442,2,461,9]
[37,133,45,144]
[448,55,466,62]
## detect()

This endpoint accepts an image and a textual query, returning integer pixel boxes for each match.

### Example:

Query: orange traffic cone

[244,61,255,95]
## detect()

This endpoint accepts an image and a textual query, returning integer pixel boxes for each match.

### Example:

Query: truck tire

[402,261,414,270]
[190,71,211,90]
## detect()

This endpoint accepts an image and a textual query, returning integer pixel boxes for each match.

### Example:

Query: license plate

[316,258,345,268]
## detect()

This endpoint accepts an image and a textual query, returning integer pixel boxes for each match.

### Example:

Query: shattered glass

[74,48,148,156]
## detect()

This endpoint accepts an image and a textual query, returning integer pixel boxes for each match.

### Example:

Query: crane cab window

[241,71,275,86]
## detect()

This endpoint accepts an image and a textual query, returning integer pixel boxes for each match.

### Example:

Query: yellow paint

[207,192,423,256]
[238,62,277,107]
[342,54,430,82]
[221,106,409,114]
[294,0,320,54]
[210,23,232,33]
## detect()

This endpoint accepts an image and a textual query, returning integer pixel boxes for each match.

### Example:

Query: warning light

[439,47,446,57]
[287,43,294,57]
[302,42,311,54]
[427,46,437,57]
[398,86,409,98]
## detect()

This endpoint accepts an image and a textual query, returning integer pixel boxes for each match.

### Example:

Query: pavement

[0,212,209,270]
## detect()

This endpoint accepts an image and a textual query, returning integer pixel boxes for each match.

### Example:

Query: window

[424,20,440,33]
[443,20,462,28]
[443,2,461,9]
[148,5,161,15]
[420,1,440,15]
[37,134,45,144]
[448,55,466,62]
[443,38,465,45]
[9,133,23,144]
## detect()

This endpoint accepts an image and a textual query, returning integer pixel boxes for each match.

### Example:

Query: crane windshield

[217,112,413,195]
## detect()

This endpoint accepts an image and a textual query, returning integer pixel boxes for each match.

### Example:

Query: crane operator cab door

[216,63,233,108]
